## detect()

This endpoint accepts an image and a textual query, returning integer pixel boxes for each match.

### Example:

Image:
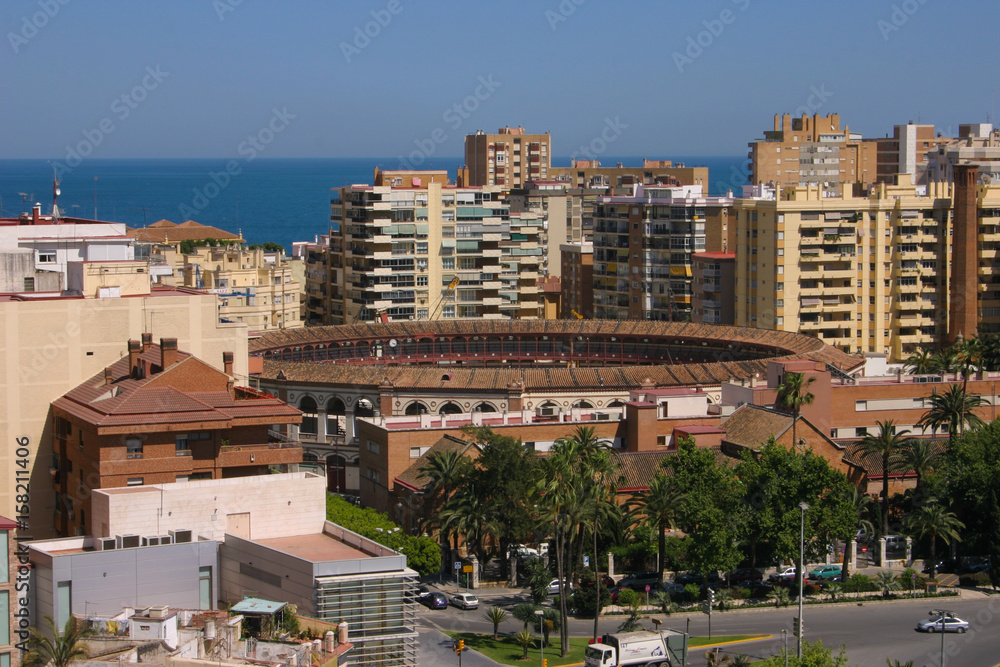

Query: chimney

[127,340,141,378]
[141,332,153,351]
[32,204,41,225]
[104,367,113,386]
[949,164,979,343]
[160,338,178,369]
[223,351,234,375]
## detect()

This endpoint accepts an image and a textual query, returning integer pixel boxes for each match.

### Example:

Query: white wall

[91,472,326,541]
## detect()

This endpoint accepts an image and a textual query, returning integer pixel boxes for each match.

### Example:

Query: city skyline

[3,0,999,161]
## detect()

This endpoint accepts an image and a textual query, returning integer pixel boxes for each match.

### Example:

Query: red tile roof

[53,342,299,432]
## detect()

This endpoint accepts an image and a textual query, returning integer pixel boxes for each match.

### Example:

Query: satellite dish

[389,339,397,348]
[981,173,993,185]
[55,188,61,196]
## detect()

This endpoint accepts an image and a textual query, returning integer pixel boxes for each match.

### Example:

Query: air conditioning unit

[117,534,141,549]
[596,413,611,421]
[169,529,192,544]
[159,535,172,545]
[95,537,116,551]
[148,606,169,619]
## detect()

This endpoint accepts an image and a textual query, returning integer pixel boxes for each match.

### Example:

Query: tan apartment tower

[465,127,551,187]
[950,164,979,342]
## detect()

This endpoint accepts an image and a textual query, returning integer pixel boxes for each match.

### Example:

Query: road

[417,589,1000,666]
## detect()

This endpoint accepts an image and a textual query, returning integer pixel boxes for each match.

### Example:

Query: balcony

[218,442,303,468]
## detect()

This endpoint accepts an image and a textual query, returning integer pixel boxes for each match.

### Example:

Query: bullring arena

[251,319,859,431]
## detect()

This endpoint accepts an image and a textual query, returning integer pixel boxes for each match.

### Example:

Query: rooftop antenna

[131,206,151,227]
[18,192,32,213]
[93,176,98,219]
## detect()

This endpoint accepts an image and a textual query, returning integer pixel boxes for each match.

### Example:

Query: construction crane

[430,276,460,320]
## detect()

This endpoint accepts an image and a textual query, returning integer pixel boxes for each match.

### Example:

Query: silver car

[916,615,969,633]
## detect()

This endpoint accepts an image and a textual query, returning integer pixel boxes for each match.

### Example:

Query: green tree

[903,347,936,375]
[768,586,790,608]
[661,438,744,575]
[978,332,1000,371]
[511,603,541,632]
[513,629,536,660]
[905,503,964,579]
[735,440,856,583]
[873,570,900,598]
[248,241,286,253]
[929,347,960,375]
[616,588,643,632]
[853,420,914,535]
[524,557,551,605]
[824,582,843,602]
[417,448,473,554]
[775,372,815,448]
[754,640,849,666]
[24,617,91,667]
[627,473,684,585]
[918,385,985,446]
[839,487,874,582]
[325,494,440,575]
[438,487,494,573]
[482,606,508,640]
[952,336,983,396]
[898,439,941,497]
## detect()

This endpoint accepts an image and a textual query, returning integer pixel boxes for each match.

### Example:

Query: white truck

[585,630,687,667]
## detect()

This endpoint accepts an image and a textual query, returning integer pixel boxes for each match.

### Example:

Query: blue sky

[2,0,998,160]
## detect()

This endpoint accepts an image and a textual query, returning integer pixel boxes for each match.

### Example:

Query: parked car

[450,593,480,610]
[419,592,448,609]
[808,565,843,581]
[660,582,687,596]
[413,585,430,600]
[728,568,764,585]
[580,574,616,588]
[916,614,969,633]
[547,579,573,595]
[507,544,539,559]
[964,557,991,574]
[675,570,722,587]
[618,571,660,590]
[769,566,797,583]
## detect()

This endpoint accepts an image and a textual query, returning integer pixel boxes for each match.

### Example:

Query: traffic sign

[454,561,462,570]
[463,565,473,573]
[645,584,651,592]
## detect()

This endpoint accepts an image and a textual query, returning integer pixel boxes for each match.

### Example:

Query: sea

[0,156,748,253]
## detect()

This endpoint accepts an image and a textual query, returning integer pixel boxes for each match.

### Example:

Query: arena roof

[252,321,861,392]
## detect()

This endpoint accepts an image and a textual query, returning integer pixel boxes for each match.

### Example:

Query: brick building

[50,335,301,536]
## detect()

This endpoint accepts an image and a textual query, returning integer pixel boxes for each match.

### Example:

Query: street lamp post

[797,501,809,660]
[534,609,545,667]
[931,609,954,667]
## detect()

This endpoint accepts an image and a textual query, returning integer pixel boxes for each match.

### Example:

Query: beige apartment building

[591,184,733,321]
[465,126,551,187]
[326,169,545,323]
[734,169,1000,361]
[182,246,303,331]
[0,278,248,539]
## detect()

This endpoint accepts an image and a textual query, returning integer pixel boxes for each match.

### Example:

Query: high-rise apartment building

[327,170,545,323]
[591,184,733,321]
[748,114,867,193]
[560,241,593,319]
[691,251,736,325]
[734,172,1000,361]
[465,126,550,187]
[549,158,709,191]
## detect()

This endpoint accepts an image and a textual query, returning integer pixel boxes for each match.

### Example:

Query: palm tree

[775,372,815,448]
[886,660,914,667]
[905,504,965,579]
[903,347,936,375]
[482,606,508,640]
[874,570,901,599]
[768,586,791,608]
[513,629,536,660]
[627,473,684,586]
[952,336,983,395]
[853,420,914,535]
[438,486,495,574]
[929,347,960,375]
[840,487,874,582]
[898,439,941,496]
[705,648,732,666]
[417,449,473,557]
[511,603,540,632]
[24,616,91,667]
[825,582,843,602]
[650,590,678,615]
[918,385,986,446]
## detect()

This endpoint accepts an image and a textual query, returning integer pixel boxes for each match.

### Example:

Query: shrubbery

[959,572,992,587]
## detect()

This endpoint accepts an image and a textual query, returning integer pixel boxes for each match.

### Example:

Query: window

[127,477,143,486]
[367,468,380,483]
[175,434,190,454]
[56,581,71,628]
[367,440,381,454]
[855,427,868,437]
[23,277,34,292]
[38,252,56,263]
